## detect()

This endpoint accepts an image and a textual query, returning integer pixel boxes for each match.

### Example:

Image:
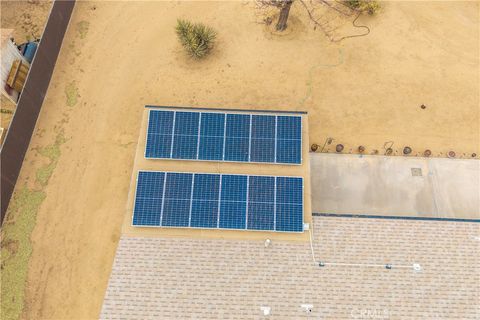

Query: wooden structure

[1,29,29,103]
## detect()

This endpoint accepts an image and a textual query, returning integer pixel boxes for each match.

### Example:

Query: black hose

[332,12,370,42]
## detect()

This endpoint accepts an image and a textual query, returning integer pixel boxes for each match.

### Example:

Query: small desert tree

[257,0,380,38]
[344,0,381,15]
[263,0,294,31]
[176,19,217,59]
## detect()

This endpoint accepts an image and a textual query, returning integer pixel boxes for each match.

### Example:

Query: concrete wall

[310,153,479,219]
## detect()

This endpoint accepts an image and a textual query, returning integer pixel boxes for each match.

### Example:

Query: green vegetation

[36,133,67,186]
[1,188,46,320]
[65,81,79,107]
[175,19,217,59]
[76,20,90,39]
[344,0,380,14]
[1,132,66,320]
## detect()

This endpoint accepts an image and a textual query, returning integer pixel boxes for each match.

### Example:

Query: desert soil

[0,0,52,43]
[0,1,478,319]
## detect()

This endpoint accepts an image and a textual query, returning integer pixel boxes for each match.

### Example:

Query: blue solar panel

[132,171,165,226]
[162,199,190,227]
[224,137,249,162]
[148,111,174,135]
[276,139,301,164]
[251,115,276,138]
[145,109,302,164]
[220,175,248,201]
[164,172,193,199]
[161,173,193,227]
[145,134,172,159]
[247,202,275,230]
[172,112,200,159]
[145,111,174,158]
[248,176,275,202]
[224,114,250,162]
[250,138,275,163]
[219,175,248,229]
[133,198,163,226]
[275,177,303,232]
[172,135,198,159]
[276,116,301,140]
[174,112,200,135]
[191,200,218,228]
[225,114,250,137]
[247,176,275,230]
[133,171,303,232]
[250,115,275,162]
[276,177,303,204]
[276,116,302,164]
[219,201,247,229]
[193,174,220,200]
[275,204,303,232]
[198,113,225,160]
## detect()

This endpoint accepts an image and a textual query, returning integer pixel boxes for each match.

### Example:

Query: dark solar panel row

[133,171,303,232]
[145,110,302,164]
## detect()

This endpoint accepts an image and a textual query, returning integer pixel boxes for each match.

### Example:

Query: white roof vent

[300,304,313,313]
[260,306,271,316]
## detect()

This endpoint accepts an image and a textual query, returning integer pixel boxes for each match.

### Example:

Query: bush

[175,19,217,59]
[344,0,380,15]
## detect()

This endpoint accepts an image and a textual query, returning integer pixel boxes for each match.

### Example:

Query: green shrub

[344,0,380,15]
[175,19,217,59]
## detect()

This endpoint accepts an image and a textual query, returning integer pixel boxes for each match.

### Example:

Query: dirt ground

[0,0,52,43]
[0,1,478,319]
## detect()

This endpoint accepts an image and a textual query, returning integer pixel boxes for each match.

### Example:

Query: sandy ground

[0,0,52,43]
[0,1,478,319]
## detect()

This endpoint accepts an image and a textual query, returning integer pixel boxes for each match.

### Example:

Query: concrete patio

[310,153,479,219]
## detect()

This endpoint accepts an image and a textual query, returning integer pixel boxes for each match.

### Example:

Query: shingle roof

[100,216,479,319]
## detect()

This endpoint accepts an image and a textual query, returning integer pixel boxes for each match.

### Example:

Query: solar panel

[276,116,302,164]
[250,115,276,163]
[198,113,225,161]
[145,111,174,158]
[275,177,303,232]
[145,109,302,164]
[132,171,303,232]
[224,114,250,162]
[161,173,192,227]
[132,171,165,226]
[190,174,220,228]
[219,175,247,229]
[172,112,199,160]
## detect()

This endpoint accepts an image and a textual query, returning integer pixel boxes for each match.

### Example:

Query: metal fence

[1,0,76,225]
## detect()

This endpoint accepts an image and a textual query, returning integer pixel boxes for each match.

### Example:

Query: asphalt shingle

[100,217,479,319]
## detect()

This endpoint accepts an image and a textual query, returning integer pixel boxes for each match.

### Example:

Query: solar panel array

[133,171,303,232]
[145,110,302,164]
